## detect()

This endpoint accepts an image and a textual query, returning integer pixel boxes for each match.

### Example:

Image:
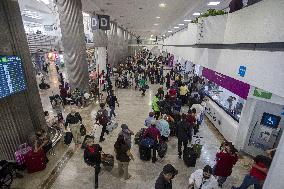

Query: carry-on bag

[139,145,151,161]
[183,147,198,167]
[64,131,73,145]
[14,143,32,166]
[157,142,168,158]
[106,121,118,132]
[26,150,46,173]
[101,154,114,171]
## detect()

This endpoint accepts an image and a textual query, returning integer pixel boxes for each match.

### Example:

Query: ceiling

[82,0,231,39]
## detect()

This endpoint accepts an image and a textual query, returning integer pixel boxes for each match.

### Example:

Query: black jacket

[155,173,172,189]
[65,112,82,127]
[176,120,192,141]
[84,144,102,167]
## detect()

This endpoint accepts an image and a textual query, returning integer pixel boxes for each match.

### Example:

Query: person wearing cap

[145,112,156,127]
[119,124,134,148]
[188,165,218,189]
[155,164,178,189]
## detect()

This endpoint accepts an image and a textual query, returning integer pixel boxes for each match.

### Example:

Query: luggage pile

[134,128,146,145]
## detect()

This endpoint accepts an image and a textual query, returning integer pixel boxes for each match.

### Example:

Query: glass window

[204,79,245,122]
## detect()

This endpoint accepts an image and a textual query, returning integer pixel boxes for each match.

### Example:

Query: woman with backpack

[114,135,134,180]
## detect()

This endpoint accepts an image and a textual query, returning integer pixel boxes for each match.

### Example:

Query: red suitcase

[25,149,46,173]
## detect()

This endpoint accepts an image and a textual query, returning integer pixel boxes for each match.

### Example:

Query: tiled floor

[11,63,253,189]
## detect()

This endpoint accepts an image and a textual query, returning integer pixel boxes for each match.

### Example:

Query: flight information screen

[0,55,27,99]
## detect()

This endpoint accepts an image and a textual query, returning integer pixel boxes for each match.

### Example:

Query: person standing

[114,135,134,181]
[214,142,238,187]
[155,164,178,189]
[65,108,82,146]
[176,114,192,158]
[145,112,156,127]
[179,83,189,105]
[156,115,170,142]
[96,103,110,142]
[106,91,119,119]
[139,76,147,96]
[84,139,102,189]
[119,124,134,148]
[143,120,161,163]
[152,94,161,119]
[188,165,218,189]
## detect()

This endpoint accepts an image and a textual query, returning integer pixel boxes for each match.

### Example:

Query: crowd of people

[9,49,276,189]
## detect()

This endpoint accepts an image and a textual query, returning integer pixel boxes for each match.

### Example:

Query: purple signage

[202,68,250,99]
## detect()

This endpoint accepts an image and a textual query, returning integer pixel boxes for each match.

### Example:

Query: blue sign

[238,66,246,77]
[261,112,281,128]
[0,55,27,99]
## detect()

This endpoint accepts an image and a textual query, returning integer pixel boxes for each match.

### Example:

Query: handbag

[15,143,32,165]
[80,124,86,136]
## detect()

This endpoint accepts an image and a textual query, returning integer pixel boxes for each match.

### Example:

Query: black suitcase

[139,145,151,161]
[157,143,168,158]
[183,147,198,167]
[64,132,73,145]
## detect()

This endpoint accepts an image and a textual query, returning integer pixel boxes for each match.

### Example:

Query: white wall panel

[224,0,284,43]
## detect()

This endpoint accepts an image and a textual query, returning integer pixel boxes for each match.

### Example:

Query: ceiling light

[154,23,159,26]
[193,12,201,16]
[156,16,161,19]
[208,1,221,6]
[159,3,167,8]
[168,30,173,33]
[174,26,179,29]
[184,19,192,22]
[178,24,185,26]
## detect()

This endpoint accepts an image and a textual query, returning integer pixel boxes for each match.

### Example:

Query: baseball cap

[121,124,128,130]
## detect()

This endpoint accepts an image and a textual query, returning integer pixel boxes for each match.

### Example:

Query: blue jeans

[235,175,262,189]
[109,106,116,118]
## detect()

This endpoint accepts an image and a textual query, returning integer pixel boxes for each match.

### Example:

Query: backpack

[84,144,102,166]
[97,109,108,125]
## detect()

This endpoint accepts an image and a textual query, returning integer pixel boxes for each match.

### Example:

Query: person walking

[155,164,178,189]
[114,135,134,181]
[176,114,192,158]
[65,108,82,146]
[106,91,119,119]
[119,124,134,148]
[84,138,102,189]
[96,103,110,142]
[214,142,238,188]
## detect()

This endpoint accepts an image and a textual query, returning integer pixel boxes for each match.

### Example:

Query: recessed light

[156,16,161,19]
[154,23,159,26]
[174,26,179,29]
[208,1,221,6]
[159,3,166,8]
[193,12,201,16]
[178,24,185,26]
[184,19,192,22]
[168,30,173,33]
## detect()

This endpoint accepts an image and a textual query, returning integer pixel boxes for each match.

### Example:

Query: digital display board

[261,112,281,128]
[0,55,27,99]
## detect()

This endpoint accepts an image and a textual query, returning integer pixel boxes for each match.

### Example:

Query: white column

[263,134,284,189]
[97,47,106,74]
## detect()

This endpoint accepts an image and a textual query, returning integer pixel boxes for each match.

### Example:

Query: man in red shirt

[232,155,271,189]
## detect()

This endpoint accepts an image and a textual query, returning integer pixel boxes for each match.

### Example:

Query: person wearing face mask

[188,165,218,189]
[214,142,238,188]
[155,164,178,189]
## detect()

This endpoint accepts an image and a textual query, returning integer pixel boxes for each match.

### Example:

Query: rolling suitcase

[26,150,46,173]
[139,145,151,161]
[64,131,73,145]
[157,142,168,158]
[183,147,198,167]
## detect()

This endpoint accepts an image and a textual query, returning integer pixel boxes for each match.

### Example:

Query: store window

[204,79,245,122]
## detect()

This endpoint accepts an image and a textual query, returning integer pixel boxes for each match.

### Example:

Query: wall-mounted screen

[261,112,281,128]
[0,55,27,99]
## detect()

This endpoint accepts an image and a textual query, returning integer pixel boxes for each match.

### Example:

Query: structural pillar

[56,0,89,91]
[0,0,46,160]
[263,134,284,189]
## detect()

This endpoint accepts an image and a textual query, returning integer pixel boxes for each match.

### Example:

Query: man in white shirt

[188,165,218,189]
